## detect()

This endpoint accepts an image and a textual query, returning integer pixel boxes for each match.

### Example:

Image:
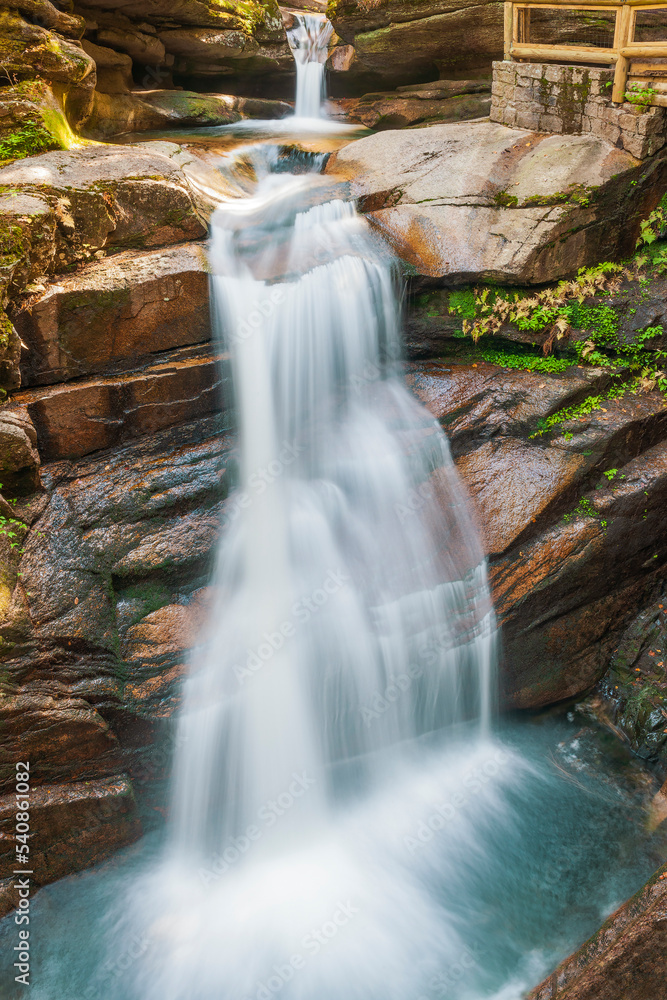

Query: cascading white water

[108,19,512,1000]
[170,176,496,859]
[287,13,334,119]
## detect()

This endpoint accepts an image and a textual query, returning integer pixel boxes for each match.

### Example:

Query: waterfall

[111,18,507,1000]
[170,181,496,859]
[287,13,334,119]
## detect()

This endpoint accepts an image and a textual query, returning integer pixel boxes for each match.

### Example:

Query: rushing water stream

[2,14,666,1000]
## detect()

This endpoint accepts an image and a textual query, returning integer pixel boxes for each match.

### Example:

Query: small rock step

[15,243,212,387]
[0,774,141,919]
[8,343,227,461]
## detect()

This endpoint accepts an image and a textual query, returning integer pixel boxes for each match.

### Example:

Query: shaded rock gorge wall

[327,0,505,89]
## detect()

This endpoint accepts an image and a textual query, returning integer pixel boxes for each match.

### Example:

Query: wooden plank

[511,0,666,7]
[512,0,662,7]
[629,60,667,72]
[622,44,667,55]
[511,42,618,61]
[628,76,667,88]
[612,2,623,48]
[513,3,620,9]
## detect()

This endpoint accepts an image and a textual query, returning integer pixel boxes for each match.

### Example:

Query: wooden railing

[503,0,667,104]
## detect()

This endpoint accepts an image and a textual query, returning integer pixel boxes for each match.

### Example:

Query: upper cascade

[286,13,335,119]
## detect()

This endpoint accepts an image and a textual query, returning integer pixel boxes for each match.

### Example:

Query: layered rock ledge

[327,120,667,284]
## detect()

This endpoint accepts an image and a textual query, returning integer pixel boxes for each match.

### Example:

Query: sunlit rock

[327,121,667,284]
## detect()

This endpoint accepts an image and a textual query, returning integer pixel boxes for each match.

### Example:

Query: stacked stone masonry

[491,61,667,160]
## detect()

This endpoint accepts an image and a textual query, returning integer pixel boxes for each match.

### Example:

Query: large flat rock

[0,144,213,278]
[327,122,667,284]
[16,243,211,386]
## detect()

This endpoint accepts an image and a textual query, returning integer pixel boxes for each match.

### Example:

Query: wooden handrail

[503,0,667,105]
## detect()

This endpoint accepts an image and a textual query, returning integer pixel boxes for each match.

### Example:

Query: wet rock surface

[410,355,667,710]
[0,113,665,961]
[0,774,141,918]
[593,587,667,774]
[527,862,667,1000]
[15,243,211,386]
[0,413,234,887]
[327,122,667,284]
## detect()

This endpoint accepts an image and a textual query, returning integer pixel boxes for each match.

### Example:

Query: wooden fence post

[612,3,633,102]
[504,1,514,60]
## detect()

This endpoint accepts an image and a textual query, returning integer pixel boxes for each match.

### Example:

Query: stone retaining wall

[491,61,667,159]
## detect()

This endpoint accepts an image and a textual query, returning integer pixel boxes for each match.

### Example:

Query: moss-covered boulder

[0,9,96,130]
[0,81,79,166]
[0,187,57,394]
[0,8,94,88]
[83,88,243,137]
[0,143,209,274]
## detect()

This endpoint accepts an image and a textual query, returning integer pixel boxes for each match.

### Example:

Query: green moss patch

[0,119,61,164]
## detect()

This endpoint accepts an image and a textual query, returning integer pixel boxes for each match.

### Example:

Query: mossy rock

[0,9,94,87]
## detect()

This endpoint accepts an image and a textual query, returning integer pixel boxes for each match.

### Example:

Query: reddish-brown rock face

[15,245,212,387]
[0,775,141,918]
[1,136,666,927]
[410,359,667,710]
[527,863,667,1000]
[9,345,226,461]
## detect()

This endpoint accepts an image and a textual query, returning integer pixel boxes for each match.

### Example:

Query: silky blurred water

[1,712,665,1000]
